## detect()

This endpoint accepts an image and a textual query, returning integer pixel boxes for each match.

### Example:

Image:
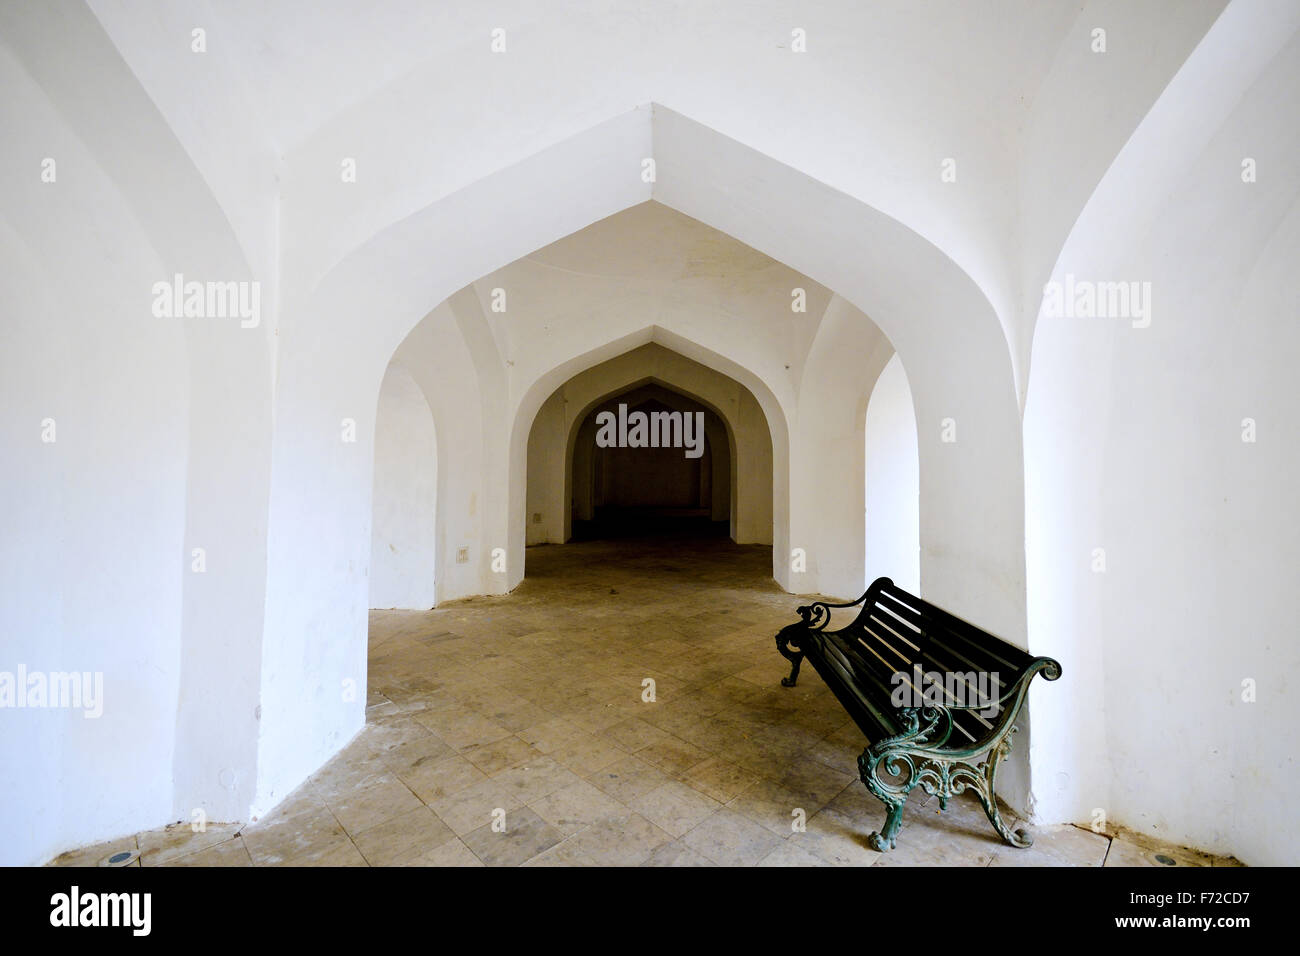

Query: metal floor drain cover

[99,849,140,867]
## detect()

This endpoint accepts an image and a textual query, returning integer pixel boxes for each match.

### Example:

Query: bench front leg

[857,706,939,852]
[861,714,1034,852]
[861,751,909,852]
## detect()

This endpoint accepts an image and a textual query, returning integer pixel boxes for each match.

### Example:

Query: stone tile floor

[51,537,1242,868]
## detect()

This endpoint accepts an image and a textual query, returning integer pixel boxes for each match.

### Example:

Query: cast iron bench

[775,576,1061,852]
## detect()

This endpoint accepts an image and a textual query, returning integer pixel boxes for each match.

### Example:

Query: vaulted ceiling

[10,0,1233,391]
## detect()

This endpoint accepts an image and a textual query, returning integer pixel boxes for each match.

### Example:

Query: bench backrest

[832,577,1040,749]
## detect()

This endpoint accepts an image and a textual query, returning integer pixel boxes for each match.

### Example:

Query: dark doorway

[571,388,731,541]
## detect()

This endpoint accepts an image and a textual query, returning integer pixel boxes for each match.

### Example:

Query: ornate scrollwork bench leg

[856,706,1035,852]
[857,707,931,852]
[860,749,911,853]
[774,622,806,687]
[972,730,1033,848]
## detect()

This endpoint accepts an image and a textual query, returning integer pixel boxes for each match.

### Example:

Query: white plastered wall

[1025,2,1300,865]
[368,364,438,609]
[790,295,898,601]
[864,355,921,596]
[0,5,275,866]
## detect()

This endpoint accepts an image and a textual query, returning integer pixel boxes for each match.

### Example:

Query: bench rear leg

[774,624,806,687]
[976,732,1034,848]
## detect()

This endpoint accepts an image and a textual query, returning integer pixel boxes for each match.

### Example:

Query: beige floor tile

[282,838,369,867]
[484,701,556,733]
[568,811,674,866]
[528,779,628,835]
[391,838,484,867]
[492,756,585,805]
[138,822,242,867]
[459,735,544,776]
[323,772,424,836]
[586,755,673,804]
[774,755,856,808]
[875,798,1007,867]
[308,742,391,801]
[636,735,711,776]
[352,805,456,865]
[638,703,708,741]
[517,716,587,754]
[414,708,512,751]
[678,756,760,804]
[568,700,639,735]
[756,839,835,867]
[396,753,489,804]
[48,835,139,868]
[354,715,436,753]
[380,734,456,776]
[603,717,676,753]
[821,779,879,821]
[241,803,349,866]
[793,809,882,866]
[989,823,1110,867]
[1104,831,1217,868]
[427,779,526,836]
[161,835,254,867]
[805,735,865,772]
[680,808,785,866]
[726,778,821,837]
[461,807,566,866]
[548,734,628,776]
[629,781,724,837]
[521,838,602,867]
[641,840,718,867]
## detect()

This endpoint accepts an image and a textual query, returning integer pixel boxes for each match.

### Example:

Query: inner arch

[523,343,774,566]
[569,386,728,540]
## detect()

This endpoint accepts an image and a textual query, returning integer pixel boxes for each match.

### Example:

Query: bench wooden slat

[871,588,1033,676]
[879,582,1034,673]
[808,633,902,741]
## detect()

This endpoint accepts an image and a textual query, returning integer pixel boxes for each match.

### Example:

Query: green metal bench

[775,576,1061,852]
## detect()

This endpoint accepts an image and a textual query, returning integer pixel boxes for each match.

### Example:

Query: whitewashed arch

[524,343,772,551]
[256,108,1026,818]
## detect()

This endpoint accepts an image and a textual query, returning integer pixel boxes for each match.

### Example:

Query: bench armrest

[879,656,1063,757]
[795,576,893,631]
[924,656,1063,712]
[796,592,871,631]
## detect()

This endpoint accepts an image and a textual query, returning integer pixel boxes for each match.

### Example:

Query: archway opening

[522,342,775,578]
[570,385,730,540]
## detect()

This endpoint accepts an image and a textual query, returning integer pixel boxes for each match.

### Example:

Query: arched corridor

[7,2,1297,880]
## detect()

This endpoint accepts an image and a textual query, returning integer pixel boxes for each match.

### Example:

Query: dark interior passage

[571,386,730,540]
